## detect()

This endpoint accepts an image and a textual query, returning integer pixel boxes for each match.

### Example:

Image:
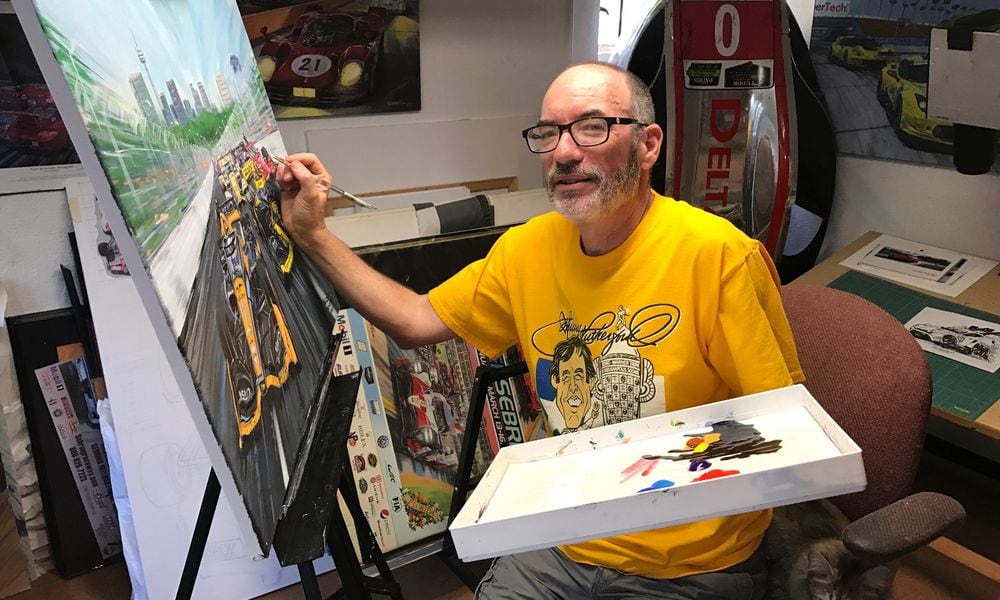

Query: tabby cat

[765,499,892,600]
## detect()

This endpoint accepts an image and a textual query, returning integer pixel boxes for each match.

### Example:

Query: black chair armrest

[842,491,965,564]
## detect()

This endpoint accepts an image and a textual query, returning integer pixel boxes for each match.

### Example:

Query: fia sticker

[291,54,333,77]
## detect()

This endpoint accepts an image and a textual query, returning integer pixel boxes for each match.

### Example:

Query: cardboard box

[450,384,865,561]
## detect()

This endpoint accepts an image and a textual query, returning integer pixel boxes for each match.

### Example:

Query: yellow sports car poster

[809,0,999,172]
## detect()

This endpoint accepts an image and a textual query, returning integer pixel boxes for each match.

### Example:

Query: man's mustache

[546,164,602,186]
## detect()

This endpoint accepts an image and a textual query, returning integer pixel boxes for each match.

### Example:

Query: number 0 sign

[681,0,774,61]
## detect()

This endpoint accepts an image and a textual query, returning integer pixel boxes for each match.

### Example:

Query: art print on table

[15,0,342,552]
[840,234,997,297]
[905,307,1000,373]
[236,0,420,120]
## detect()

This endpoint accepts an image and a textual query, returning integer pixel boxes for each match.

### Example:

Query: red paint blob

[621,457,660,482]
[686,437,703,448]
[692,469,740,482]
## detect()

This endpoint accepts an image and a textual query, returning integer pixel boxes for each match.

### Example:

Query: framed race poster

[236,0,421,120]
[809,0,1000,172]
[0,2,82,194]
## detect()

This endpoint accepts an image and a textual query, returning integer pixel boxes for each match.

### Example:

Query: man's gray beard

[545,146,641,222]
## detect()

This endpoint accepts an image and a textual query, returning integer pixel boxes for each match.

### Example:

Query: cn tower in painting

[133,32,162,124]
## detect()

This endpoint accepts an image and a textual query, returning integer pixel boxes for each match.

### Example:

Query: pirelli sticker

[683,59,773,89]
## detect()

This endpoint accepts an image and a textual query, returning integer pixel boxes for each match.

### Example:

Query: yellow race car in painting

[877,55,953,151]
[217,193,298,446]
[238,145,295,276]
[828,35,892,69]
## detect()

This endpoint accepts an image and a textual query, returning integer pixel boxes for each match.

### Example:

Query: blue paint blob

[638,479,675,493]
[689,459,712,472]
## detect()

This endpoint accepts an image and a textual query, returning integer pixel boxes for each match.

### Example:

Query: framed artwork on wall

[236,0,421,120]
[809,1,1000,172]
[0,2,83,194]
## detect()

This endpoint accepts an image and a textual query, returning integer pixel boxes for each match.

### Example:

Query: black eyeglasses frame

[520,116,649,154]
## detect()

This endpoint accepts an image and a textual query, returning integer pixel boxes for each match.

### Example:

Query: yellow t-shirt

[428,193,804,579]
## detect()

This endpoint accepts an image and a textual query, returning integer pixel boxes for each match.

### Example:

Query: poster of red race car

[236,0,420,119]
[0,7,81,192]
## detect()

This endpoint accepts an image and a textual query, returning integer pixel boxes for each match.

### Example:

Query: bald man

[278,62,803,599]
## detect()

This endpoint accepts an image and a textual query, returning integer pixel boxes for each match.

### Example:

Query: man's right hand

[277,152,333,251]
[273,152,457,349]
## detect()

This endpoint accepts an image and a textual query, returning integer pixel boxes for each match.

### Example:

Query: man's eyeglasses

[521,116,648,154]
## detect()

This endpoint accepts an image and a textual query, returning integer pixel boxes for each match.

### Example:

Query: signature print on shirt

[533,304,680,433]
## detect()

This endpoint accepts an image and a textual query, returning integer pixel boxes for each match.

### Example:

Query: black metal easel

[438,361,528,590]
[175,334,404,600]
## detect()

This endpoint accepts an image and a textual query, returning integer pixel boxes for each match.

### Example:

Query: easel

[175,334,404,600]
[438,361,529,589]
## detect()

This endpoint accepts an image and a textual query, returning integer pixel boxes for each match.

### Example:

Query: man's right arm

[277,153,455,349]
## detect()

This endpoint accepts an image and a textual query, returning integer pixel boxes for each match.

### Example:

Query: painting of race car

[96,217,129,276]
[257,6,387,107]
[220,140,294,275]
[877,56,953,152]
[238,0,420,119]
[213,138,305,446]
[17,0,364,556]
[392,354,464,471]
[0,13,79,174]
[217,206,298,445]
[2,109,69,151]
[828,35,892,69]
[810,6,1000,171]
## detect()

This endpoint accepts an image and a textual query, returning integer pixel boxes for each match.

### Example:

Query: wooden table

[790,231,1000,442]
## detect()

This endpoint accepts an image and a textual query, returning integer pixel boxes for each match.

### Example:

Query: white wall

[820,157,1000,261]
[283,0,582,194]
[0,189,72,316]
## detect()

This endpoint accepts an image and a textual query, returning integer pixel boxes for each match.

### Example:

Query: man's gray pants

[474,543,767,600]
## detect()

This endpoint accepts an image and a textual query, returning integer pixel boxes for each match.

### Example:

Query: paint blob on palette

[624,419,783,489]
[478,406,841,523]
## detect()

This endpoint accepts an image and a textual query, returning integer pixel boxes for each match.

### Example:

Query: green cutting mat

[830,271,1000,421]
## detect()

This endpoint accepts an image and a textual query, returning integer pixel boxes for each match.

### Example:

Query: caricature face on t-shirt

[552,346,595,431]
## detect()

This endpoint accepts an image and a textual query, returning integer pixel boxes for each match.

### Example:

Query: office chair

[779,284,965,569]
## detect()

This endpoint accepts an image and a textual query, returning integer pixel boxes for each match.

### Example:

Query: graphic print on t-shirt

[531,304,680,434]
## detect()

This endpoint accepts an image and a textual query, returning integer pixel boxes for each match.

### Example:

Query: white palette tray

[450,384,865,561]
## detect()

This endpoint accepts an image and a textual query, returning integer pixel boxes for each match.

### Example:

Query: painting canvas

[809,0,1000,172]
[0,3,82,194]
[13,0,342,554]
[63,184,316,598]
[236,0,420,120]
[450,385,866,561]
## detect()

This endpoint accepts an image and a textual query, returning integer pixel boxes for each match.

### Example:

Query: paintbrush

[272,154,378,210]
